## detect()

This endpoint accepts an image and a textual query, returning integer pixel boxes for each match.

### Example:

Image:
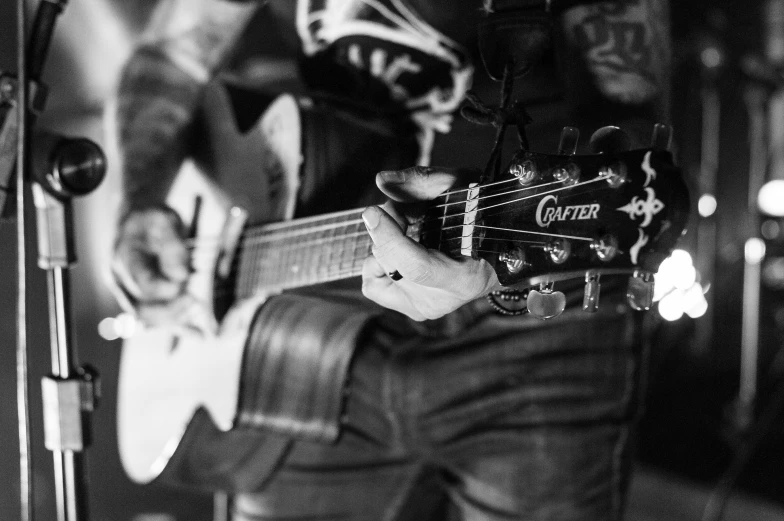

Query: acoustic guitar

[117,81,690,490]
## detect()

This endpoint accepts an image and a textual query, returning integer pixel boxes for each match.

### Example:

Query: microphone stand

[7,1,107,520]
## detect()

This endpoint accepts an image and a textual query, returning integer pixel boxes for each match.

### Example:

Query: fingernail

[362,206,380,230]
[379,170,405,183]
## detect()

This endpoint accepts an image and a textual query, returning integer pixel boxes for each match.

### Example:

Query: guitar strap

[235,293,381,444]
[155,293,383,492]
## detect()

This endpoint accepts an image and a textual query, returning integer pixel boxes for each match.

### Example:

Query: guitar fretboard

[234,208,425,299]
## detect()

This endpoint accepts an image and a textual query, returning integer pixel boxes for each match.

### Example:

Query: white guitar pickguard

[118,92,303,484]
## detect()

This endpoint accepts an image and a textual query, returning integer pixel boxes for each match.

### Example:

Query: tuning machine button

[627,270,655,310]
[558,126,580,155]
[499,247,526,274]
[583,272,601,313]
[650,123,673,151]
[545,239,571,264]
[508,155,539,186]
[590,235,619,261]
[527,282,566,320]
[589,126,632,154]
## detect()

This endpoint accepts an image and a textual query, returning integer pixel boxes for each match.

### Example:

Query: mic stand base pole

[35,184,99,521]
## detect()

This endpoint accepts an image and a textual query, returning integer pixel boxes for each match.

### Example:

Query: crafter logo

[536,195,601,228]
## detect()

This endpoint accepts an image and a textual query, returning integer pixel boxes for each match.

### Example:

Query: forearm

[115,47,204,209]
[114,0,259,210]
[556,0,672,147]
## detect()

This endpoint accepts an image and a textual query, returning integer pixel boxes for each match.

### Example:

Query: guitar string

[428,179,561,210]
[238,234,555,271]
[430,174,521,200]
[258,176,605,242]
[210,246,537,301]
[220,182,532,245]
[236,176,587,243]
[202,235,554,299]
[186,218,593,258]
[204,214,611,300]
[186,176,608,249]
[188,165,640,298]
[224,177,520,240]
[189,176,612,297]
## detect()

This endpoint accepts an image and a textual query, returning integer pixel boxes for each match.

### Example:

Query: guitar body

[118,85,303,486]
[118,80,420,489]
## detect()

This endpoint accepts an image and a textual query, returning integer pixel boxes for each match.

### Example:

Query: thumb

[376,166,477,202]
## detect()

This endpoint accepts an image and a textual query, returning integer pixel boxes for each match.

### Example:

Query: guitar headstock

[420,125,690,318]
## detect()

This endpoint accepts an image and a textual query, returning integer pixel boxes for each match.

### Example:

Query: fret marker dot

[291,266,300,273]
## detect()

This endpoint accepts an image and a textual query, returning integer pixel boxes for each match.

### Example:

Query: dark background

[1,1,783,520]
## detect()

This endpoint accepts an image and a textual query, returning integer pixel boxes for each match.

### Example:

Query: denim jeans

[232,293,645,521]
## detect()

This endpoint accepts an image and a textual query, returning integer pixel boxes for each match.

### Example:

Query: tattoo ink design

[563,0,671,106]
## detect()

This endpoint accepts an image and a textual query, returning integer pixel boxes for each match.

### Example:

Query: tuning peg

[545,239,571,264]
[527,282,566,320]
[626,270,655,311]
[583,272,601,313]
[589,126,631,154]
[499,247,526,274]
[590,235,619,262]
[650,123,672,151]
[558,126,580,155]
[508,152,539,186]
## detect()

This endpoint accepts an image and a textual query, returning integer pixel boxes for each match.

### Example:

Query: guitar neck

[230,148,690,300]
[233,208,425,298]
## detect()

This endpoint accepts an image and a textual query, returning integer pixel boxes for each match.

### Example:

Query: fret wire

[235,237,250,299]
[351,220,365,274]
[348,220,359,274]
[251,207,364,232]
[298,220,311,286]
[243,216,365,244]
[257,238,272,298]
[327,219,338,279]
[239,236,257,299]
[248,236,549,276]
[439,190,449,253]
[244,236,257,300]
[288,231,368,254]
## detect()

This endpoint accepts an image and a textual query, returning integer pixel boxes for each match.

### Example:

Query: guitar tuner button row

[545,239,571,264]
[553,162,580,185]
[599,161,627,188]
[590,235,619,261]
[499,247,526,274]
[509,159,538,186]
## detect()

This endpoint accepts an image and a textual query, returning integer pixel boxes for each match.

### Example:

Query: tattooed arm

[115,0,259,208]
[110,0,259,324]
[556,0,672,147]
